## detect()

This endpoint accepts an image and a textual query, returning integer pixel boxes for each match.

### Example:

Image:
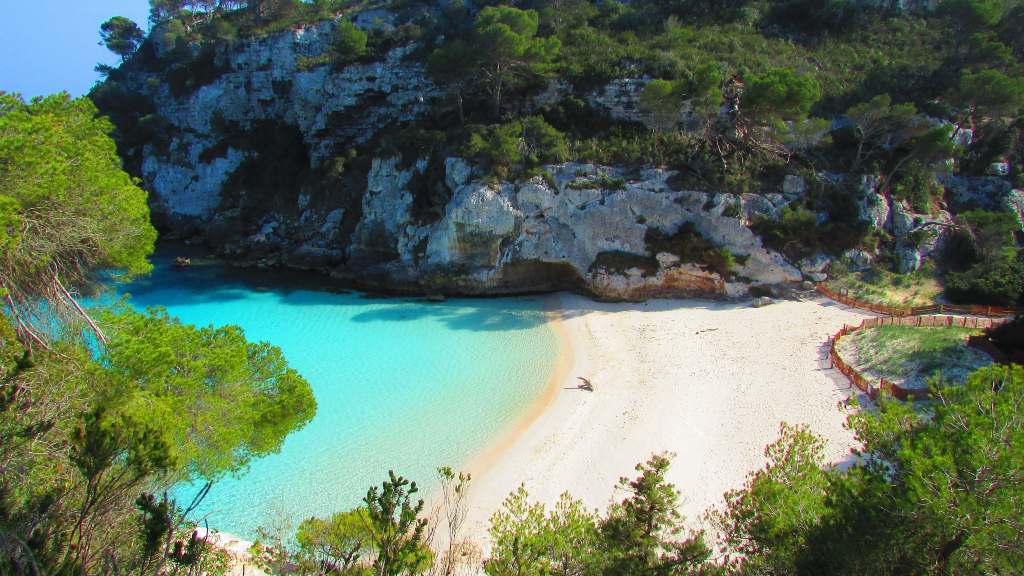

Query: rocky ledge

[197,159,807,301]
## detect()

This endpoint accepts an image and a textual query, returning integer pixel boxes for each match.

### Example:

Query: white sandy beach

[214,292,875,572]
[463,293,874,544]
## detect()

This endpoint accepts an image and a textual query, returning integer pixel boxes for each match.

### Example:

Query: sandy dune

[463,293,874,543]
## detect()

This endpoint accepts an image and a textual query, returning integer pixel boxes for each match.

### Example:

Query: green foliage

[149,0,187,25]
[763,0,864,35]
[743,67,821,122]
[431,5,561,117]
[986,313,1023,358]
[0,93,156,344]
[600,454,713,575]
[0,93,154,280]
[956,209,1019,261]
[836,364,1024,573]
[946,250,1024,305]
[486,485,550,576]
[879,125,956,193]
[137,493,174,563]
[334,18,368,62]
[296,508,376,573]
[486,487,603,576]
[639,79,682,131]
[0,303,315,573]
[569,128,699,170]
[955,68,1024,121]
[845,94,919,171]
[682,62,726,125]
[364,471,432,576]
[710,423,830,575]
[164,44,230,98]
[467,116,568,178]
[546,493,604,576]
[100,16,146,60]
[890,162,943,213]
[711,364,1024,574]
[939,0,1007,34]
[752,205,822,260]
[646,223,736,277]
[94,305,317,481]
[486,454,709,576]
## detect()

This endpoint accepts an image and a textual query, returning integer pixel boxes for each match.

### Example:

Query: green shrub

[743,67,821,122]
[752,205,821,260]
[569,128,698,169]
[208,18,239,42]
[646,223,735,277]
[946,251,1024,306]
[568,174,627,190]
[165,45,228,98]
[466,116,567,179]
[986,314,1024,358]
[296,54,333,70]
[890,163,943,213]
[763,0,865,36]
[723,200,742,218]
[638,79,681,131]
[333,19,368,62]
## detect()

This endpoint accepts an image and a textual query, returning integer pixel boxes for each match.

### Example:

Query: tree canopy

[713,365,1024,574]
[100,16,146,60]
[0,93,156,346]
[430,6,561,119]
[95,305,316,481]
[743,67,821,122]
[0,89,316,575]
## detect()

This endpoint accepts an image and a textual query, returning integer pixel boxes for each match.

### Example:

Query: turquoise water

[98,253,557,539]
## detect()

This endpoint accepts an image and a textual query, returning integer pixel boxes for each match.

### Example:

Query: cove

[95,251,558,539]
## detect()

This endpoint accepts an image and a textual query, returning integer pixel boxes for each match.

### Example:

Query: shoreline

[211,292,875,567]
[461,293,581,483]
[461,294,874,547]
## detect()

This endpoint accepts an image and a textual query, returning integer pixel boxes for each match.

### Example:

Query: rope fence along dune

[827,315,1011,401]
[816,284,1022,318]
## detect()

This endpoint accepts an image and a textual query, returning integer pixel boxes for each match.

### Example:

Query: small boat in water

[174,256,192,268]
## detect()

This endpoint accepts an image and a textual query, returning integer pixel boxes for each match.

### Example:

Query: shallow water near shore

[94,250,557,539]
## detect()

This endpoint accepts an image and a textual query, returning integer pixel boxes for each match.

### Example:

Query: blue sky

[1,1,151,99]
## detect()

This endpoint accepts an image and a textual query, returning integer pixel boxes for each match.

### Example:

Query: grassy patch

[826,266,942,308]
[837,325,992,389]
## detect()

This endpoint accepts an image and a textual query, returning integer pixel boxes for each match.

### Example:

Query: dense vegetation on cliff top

[95,0,1024,305]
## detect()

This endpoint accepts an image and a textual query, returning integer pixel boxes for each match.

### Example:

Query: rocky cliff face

[127,18,438,227]
[219,158,805,300]
[105,13,1020,300]
[101,17,819,300]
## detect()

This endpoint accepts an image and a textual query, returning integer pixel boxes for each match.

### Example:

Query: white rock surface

[339,160,803,297]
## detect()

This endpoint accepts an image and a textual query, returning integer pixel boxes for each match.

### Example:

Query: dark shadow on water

[96,247,556,333]
[348,302,550,332]
[99,244,852,334]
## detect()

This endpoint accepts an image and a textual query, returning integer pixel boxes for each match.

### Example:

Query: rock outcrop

[98,15,814,300]
[325,161,803,300]
[100,11,1019,301]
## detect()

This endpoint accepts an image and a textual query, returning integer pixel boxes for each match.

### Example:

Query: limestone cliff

[99,12,1020,300]
[94,15,823,300]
